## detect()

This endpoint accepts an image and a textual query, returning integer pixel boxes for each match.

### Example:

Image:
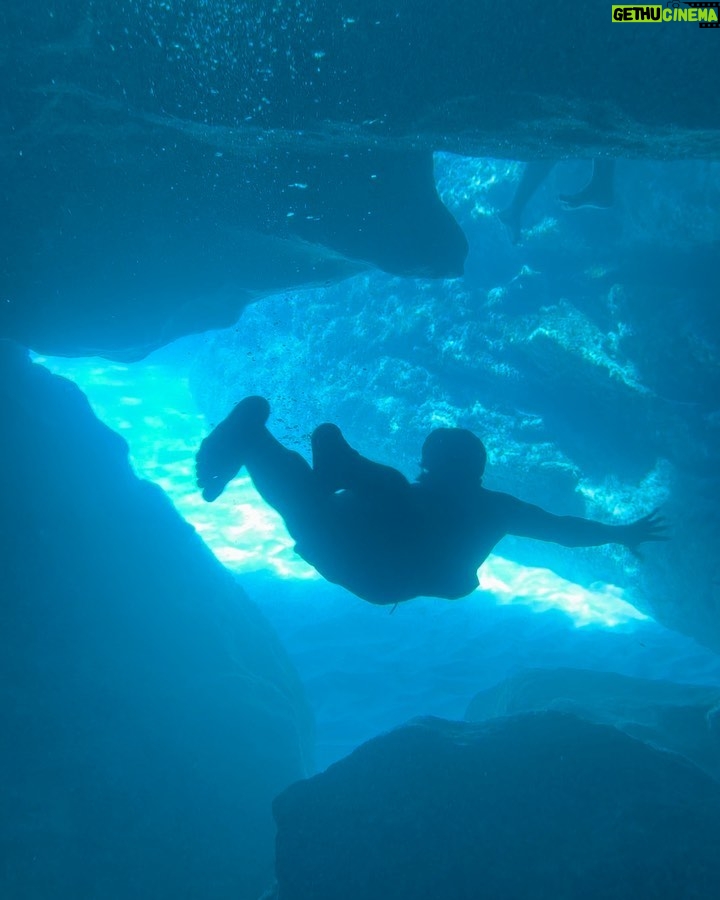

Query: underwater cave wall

[0,341,313,900]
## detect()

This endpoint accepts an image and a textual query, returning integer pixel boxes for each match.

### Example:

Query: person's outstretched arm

[499,494,667,553]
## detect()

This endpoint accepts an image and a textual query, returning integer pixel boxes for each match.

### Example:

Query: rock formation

[466,667,720,781]
[0,341,313,899]
[274,712,720,900]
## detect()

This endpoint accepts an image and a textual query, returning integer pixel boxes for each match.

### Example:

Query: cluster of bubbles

[91,0,323,124]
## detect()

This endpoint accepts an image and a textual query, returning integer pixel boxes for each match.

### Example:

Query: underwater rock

[4,0,717,152]
[0,341,313,900]
[273,712,720,900]
[2,0,718,358]
[0,122,465,359]
[466,667,720,781]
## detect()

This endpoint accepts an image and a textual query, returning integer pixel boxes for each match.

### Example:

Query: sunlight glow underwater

[35,353,648,629]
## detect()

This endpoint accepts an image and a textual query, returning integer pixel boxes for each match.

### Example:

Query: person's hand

[620,509,668,560]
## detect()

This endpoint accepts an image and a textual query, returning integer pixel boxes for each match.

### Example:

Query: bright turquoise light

[35,352,647,628]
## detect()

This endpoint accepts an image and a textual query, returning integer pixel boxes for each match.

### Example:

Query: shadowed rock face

[1,0,717,358]
[0,341,313,900]
[0,123,464,359]
[273,713,720,900]
[466,667,720,782]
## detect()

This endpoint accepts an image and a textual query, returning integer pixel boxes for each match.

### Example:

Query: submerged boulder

[0,341,313,899]
[274,712,720,900]
[466,667,720,782]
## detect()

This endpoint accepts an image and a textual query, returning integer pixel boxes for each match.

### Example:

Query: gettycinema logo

[612,2,720,25]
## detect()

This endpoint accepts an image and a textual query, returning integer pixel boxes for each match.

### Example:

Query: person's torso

[294,483,508,605]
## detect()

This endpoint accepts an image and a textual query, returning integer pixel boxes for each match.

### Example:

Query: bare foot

[196,396,270,502]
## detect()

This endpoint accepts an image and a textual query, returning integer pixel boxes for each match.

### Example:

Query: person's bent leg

[497,160,556,244]
[196,396,323,533]
[311,423,410,496]
[241,426,325,537]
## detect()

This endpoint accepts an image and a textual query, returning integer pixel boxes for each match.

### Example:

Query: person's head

[418,427,487,488]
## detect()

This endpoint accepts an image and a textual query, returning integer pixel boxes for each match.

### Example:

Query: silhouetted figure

[498,159,615,244]
[196,397,666,605]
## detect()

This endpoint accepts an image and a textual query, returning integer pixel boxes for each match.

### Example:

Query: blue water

[5,2,720,897]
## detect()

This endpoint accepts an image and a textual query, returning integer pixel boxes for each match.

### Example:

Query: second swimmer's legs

[498,160,556,245]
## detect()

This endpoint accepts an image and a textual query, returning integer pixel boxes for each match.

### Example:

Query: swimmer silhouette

[498,159,615,244]
[196,397,666,605]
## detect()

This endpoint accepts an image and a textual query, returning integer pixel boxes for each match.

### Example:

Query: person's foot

[196,396,270,502]
[558,187,614,210]
[311,422,360,493]
[558,166,614,211]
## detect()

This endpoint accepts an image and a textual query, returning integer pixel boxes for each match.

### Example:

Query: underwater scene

[2,2,720,898]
